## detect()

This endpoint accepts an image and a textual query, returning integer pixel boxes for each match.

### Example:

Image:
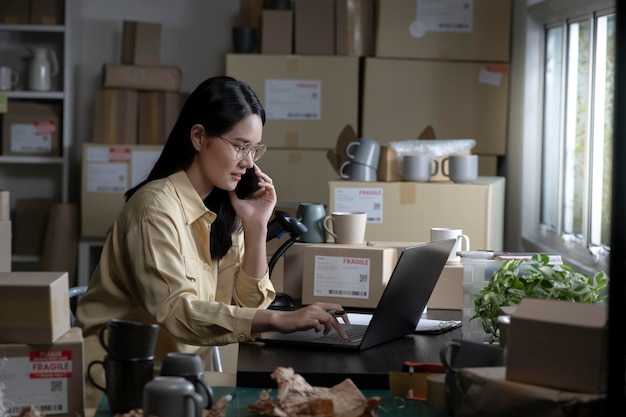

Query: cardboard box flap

[512,298,607,328]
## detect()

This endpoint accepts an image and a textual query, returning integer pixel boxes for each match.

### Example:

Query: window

[521,0,615,275]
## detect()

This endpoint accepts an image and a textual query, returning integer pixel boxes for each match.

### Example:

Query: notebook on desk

[257,239,456,351]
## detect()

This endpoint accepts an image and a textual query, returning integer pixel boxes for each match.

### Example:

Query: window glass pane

[590,13,615,247]
[541,26,563,228]
[563,20,590,236]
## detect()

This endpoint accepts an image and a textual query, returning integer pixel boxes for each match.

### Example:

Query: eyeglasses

[216,135,266,161]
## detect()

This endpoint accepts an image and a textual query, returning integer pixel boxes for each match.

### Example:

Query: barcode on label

[328,289,367,296]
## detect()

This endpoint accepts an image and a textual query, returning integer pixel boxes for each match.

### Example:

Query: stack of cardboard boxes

[0,271,84,417]
[82,20,181,238]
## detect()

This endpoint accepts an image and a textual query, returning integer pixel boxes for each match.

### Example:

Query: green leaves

[472,254,608,343]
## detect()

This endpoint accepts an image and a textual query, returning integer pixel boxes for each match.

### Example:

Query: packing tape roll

[427,373,448,409]
[0,190,10,221]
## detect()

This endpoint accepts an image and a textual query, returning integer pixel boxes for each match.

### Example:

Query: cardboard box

[294,0,335,55]
[122,20,162,66]
[261,10,293,54]
[362,58,510,156]
[80,143,163,237]
[366,241,463,310]
[0,271,70,344]
[301,244,398,309]
[29,0,64,25]
[375,0,512,62]
[93,89,139,144]
[1,102,61,157]
[138,91,188,145]
[239,0,263,29]
[12,197,55,255]
[506,298,608,394]
[102,63,182,92]
[0,220,11,272]
[329,177,506,251]
[0,327,85,417]
[226,54,360,149]
[335,0,375,56]
[0,0,29,24]
[261,149,338,206]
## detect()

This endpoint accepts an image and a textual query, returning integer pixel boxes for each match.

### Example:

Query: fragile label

[264,79,321,120]
[10,123,53,153]
[333,187,383,223]
[313,255,371,299]
[0,352,71,416]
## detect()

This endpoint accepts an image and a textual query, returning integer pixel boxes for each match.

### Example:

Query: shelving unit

[0,2,73,268]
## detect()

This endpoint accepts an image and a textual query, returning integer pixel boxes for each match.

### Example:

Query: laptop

[257,238,456,350]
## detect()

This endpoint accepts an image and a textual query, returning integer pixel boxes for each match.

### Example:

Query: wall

[68,0,240,203]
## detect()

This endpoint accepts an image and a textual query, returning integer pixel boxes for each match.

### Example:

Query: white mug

[430,227,470,262]
[0,66,19,91]
[323,212,367,244]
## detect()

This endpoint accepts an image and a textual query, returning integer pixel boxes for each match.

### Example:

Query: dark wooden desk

[237,310,461,389]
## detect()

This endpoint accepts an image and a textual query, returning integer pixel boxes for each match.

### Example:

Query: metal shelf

[0,24,65,33]
[0,155,64,164]
[4,91,65,100]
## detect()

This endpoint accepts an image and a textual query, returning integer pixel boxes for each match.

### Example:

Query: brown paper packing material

[138,91,188,145]
[93,88,139,144]
[41,203,79,286]
[102,63,182,92]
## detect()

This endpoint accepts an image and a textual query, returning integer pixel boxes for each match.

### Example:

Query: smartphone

[235,167,261,199]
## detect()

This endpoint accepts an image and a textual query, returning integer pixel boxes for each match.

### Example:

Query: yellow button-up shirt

[75,170,275,366]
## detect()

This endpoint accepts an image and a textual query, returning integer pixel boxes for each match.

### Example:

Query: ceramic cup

[430,228,470,263]
[87,355,154,414]
[323,212,367,244]
[232,26,258,53]
[98,318,159,360]
[345,138,381,169]
[0,66,19,91]
[296,203,327,243]
[339,160,378,182]
[403,154,439,182]
[160,352,213,410]
[143,376,204,417]
[441,155,478,183]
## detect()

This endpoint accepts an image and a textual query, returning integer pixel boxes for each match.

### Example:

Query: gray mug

[339,160,378,182]
[441,155,478,183]
[296,203,327,243]
[403,154,439,182]
[143,376,203,417]
[345,138,381,169]
[160,352,213,410]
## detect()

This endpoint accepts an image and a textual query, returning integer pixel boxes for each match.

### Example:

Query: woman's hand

[252,303,351,339]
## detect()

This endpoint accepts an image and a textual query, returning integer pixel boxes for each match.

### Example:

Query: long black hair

[125,76,266,259]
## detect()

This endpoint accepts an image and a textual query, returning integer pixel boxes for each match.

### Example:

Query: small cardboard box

[301,244,398,309]
[261,10,293,54]
[0,327,85,417]
[0,271,70,344]
[80,143,163,237]
[294,0,335,55]
[1,102,61,157]
[102,63,182,92]
[122,20,162,66]
[93,88,139,144]
[505,298,608,394]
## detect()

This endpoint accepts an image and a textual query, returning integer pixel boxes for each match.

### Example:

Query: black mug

[98,319,159,360]
[232,26,258,53]
[87,355,155,414]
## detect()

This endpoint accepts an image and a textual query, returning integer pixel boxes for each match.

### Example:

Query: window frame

[520,0,615,276]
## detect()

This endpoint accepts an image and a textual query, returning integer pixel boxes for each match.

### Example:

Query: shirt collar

[169,170,216,225]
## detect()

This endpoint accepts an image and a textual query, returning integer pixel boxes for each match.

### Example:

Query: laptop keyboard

[313,324,366,343]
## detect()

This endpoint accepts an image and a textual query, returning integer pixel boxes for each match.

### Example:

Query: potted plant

[472,254,609,343]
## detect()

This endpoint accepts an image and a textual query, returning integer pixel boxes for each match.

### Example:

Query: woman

[76,76,348,406]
